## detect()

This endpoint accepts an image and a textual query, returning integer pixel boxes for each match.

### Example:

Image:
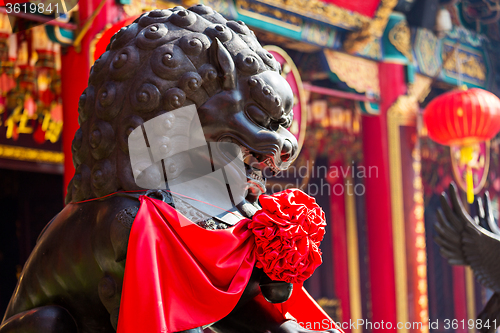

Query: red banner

[321,0,381,17]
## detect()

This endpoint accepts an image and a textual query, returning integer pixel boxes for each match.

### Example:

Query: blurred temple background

[2,0,500,332]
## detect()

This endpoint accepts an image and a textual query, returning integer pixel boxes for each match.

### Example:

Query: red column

[452,266,468,333]
[361,62,406,331]
[329,160,350,331]
[61,0,121,195]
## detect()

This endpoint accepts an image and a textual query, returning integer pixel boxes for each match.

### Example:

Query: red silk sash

[117,195,341,333]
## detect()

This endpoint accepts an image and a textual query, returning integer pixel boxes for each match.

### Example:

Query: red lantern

[423,88,500,202]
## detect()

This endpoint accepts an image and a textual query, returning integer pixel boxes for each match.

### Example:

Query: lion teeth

[239,145,279,175]
[249,172,264,183]
[264,159,279,174]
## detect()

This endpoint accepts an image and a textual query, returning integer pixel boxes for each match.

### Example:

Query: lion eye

[246,105,271,128]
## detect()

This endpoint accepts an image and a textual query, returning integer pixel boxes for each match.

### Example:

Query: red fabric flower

[248,189,326,284]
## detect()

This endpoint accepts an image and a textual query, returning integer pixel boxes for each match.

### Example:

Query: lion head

[67,5,299,204]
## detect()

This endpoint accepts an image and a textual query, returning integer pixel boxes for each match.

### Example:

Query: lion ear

[210,38,236,90]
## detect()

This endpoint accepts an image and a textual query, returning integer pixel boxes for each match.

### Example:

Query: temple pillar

[61,0,121,196]
[330,160,350,331]
[361,62,407,331]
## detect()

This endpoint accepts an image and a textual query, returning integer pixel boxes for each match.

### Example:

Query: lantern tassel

[466,165,474,204]
[460,146,475,204]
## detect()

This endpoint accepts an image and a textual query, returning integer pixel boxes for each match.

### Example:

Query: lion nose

[281,139,294,162]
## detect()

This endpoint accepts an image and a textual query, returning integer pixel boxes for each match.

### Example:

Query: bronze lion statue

[0,5,333,333]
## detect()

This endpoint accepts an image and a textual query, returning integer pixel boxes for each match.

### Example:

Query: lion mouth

[246,164,266,192]
[215,138,282,203]
[241,146,272,200]
[263,158,280,174]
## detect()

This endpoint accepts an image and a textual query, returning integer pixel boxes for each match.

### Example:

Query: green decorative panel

[412,27,491,88]
[382,12,411,64]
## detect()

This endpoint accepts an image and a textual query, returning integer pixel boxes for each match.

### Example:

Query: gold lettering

[18,110,33,135]
[5,105,23,139]
[46,122,61,143]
